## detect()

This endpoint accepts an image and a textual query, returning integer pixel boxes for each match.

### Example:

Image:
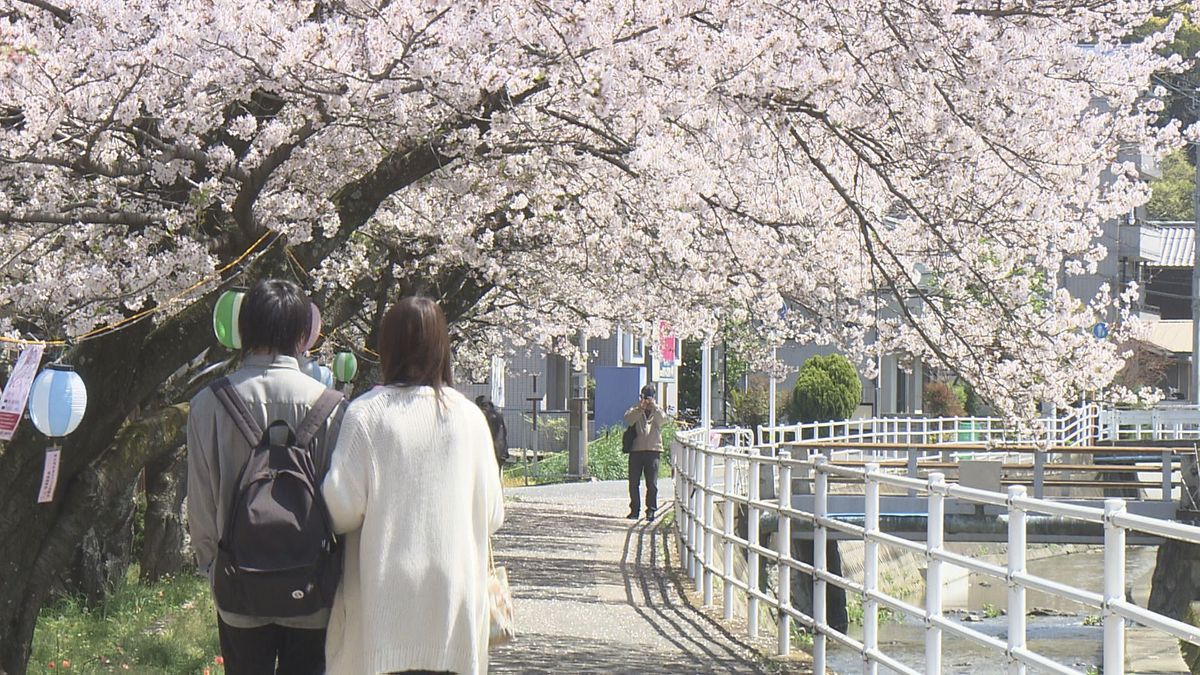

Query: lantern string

[313,331,380,364]
[285,247,311,280]
[0,230,278,348]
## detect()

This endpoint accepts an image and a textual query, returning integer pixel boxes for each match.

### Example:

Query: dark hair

[238,279,312,356]
[378,296,453,390]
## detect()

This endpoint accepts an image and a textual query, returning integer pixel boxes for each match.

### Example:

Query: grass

[32,567,222,674]
[502,421,679,486]
[845,593,900,626]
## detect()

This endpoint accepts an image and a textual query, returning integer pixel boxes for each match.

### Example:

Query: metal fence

[757,406,1102,451]
[1103,405,1200,441]
[672,433,1200,674]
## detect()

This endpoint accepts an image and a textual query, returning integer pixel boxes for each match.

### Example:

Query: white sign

[37,448,61,503]
[0,344,45,441]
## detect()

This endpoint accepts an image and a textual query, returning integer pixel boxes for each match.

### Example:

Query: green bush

[788,354,860,423]
[730,381,769,428]
[923,380,967,417]
[505,420,678,483]
[731,377,793,427]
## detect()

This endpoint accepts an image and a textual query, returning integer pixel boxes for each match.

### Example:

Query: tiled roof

[1156,224,1195,268]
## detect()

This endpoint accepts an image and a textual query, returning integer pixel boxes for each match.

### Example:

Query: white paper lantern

[28,365,88,437]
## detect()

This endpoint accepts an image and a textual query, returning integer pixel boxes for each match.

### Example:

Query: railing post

[907,449,919,496]
[681,442,693,576]
[1007,485,1027,675]
[814,455,829,673]
[692,444,703,587]
[925,472,945,675]
[748,449,762,640]
[723,462,735,620]
[864,462,880,675]
[686,442,696,577]
[1162,450,1173,502]
[703,450,715,605]
[1033,452,1045,500]
[1104,498,1127,674]
[777,450,793,656]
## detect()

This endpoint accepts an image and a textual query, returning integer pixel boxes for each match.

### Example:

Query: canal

[824,545,1161,673]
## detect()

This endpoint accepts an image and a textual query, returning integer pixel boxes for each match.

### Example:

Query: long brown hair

[378,296,453,390]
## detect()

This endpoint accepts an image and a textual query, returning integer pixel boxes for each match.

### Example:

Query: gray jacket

[624,404,667,453]
[186,353,345,629]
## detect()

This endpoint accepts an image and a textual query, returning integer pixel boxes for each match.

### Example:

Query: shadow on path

[490,494,809,674]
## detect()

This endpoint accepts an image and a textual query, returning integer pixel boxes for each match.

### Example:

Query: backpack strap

[294,389,344,448]
[210,377,264,447]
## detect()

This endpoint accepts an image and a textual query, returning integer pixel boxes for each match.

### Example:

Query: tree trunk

[58,480,138,607]
[139,446,189,583]
[0,306,205,675]
[0,185,488,674]
[1149,538,1200,621]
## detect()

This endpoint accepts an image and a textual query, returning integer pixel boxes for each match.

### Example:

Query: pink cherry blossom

[0,0,1188,419]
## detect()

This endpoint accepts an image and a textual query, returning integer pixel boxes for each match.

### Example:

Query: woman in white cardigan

[322,297,505,674]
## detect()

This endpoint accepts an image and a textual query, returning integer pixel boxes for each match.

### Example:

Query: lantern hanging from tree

[302,303,322,352]
[212,287,246,350]
[27,364,88,438]
[332,351,358,383]
[304,359,334,388]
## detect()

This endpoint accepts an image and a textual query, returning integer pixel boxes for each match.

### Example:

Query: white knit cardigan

[321,385,505,674]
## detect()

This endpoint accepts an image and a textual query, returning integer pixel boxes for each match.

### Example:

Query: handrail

[672,432,1200,674]
[757,407,1103,448]
[782,441,1192,453]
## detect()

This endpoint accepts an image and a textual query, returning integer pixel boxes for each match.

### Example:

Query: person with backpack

[186,279,346,675]
[321,296,504,675]
[475,395,510,472]
[624,384,667,521]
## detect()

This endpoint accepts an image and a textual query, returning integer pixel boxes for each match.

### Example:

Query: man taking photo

[624,384,667,521]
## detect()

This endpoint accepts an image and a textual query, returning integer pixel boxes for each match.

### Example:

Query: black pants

[217,614,326,675]
[628,452,660,515]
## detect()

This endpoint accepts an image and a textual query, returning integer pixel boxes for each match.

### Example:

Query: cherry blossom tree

[0,0,1189,670]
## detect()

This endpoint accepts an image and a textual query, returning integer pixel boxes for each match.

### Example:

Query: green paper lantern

[333,351,358,383]
[213,287,246,349]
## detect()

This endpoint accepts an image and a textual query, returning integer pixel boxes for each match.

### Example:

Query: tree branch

[0,210,158,227]
[14,0,70,23]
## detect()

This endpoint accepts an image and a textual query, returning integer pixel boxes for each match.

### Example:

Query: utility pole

[768,346,777,442]
[567,332,589,480]
[701,338,712,439]
[1193,141,1200,403]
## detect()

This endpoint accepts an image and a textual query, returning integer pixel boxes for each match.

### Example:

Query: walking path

[489,480,811,674]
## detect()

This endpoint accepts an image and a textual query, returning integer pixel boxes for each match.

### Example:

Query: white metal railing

[757,404,1102,452]
[672,435,1200,675]
[1103,405,1200,441]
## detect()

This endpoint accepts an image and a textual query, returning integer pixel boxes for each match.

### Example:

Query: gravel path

[489,480,810,674]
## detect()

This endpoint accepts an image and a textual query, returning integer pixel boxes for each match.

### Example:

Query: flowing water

[824,546,1160,674]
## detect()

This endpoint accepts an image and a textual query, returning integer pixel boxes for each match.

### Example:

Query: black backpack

[209,378,344,617]
[621,424,637,454]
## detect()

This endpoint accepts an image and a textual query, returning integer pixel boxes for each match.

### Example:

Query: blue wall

[593,366,645,437]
